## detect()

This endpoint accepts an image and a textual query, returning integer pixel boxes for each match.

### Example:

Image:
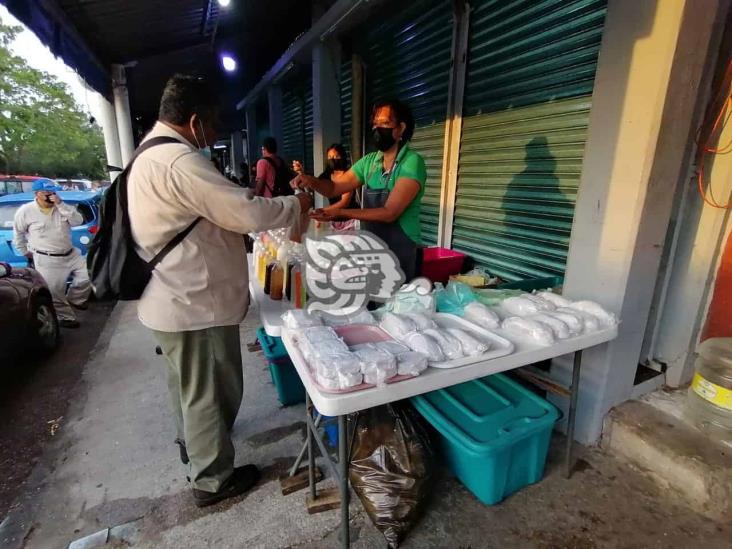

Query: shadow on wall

[497,135,571,279]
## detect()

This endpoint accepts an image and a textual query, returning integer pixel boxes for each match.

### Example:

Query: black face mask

[327,158,348,171]
[372,127,397,152]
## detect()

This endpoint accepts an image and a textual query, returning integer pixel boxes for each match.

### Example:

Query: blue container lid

[411,374,559,455]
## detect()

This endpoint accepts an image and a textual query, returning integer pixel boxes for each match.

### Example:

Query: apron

[361,161,418,282]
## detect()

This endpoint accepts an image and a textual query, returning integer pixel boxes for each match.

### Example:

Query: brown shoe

[192,465,260,508]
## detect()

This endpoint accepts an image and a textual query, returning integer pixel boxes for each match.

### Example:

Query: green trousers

[153,325,243,493]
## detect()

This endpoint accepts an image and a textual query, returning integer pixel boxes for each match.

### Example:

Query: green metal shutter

[340,56,352,160]
[281,88,305,165]
[356,0,453,245]
[304,80,314,175]
[451,0,606,281]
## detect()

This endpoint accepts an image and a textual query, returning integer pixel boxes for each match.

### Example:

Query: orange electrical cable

[696,59,732,209]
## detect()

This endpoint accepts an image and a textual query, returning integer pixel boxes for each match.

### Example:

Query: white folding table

[248,266,618,548]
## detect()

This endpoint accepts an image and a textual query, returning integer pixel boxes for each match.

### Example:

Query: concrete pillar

[230,130,244,178]
[553,0,723,444]
[245,107,258,183]
[97,95,123,181]
[312,41,342,209]
[111,64,135,167]
[267,86,284,151]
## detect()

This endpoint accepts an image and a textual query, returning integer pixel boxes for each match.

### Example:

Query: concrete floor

[2,301,730,549]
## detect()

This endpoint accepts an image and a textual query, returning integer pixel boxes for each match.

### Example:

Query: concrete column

[312,41,342,208]
[111,64,135,167]
[554,0,723,444]
[267,86,284,151]
[230,130,244,178]
[97,95,123,181]
[245,106,258,175]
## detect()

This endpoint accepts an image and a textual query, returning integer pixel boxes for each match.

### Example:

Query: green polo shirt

[351,143,426,244]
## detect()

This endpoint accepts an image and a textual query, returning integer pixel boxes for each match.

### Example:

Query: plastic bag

[568,300,618,327]
[403,312,438,331]
[472,288,524,307]
[523,294,557,312]
[529,313,570,339]
[321,309,376,327]
[395,351,429,376]
[316,370,363,390]
[462,302,500,329]
[354,344,398,386]
[350,403,435,548]
[502,316,555,346]
[502,296,542,316]
[536,290,572,308]
[557,307,600,333]
[434,281,476,315]
[313,352,362,377]
[401,331,445,362]
[447,327,490,356]
[545,310,583,336]
[380,312,417,340]
[423,328,464,360]
[282,309,322,329]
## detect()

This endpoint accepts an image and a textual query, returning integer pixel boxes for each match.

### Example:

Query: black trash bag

[349,402,434,548]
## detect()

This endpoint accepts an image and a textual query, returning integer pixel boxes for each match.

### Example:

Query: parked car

[55,179,93,191]
[0,191,102,268]
[0,262,59,361]
[0,175,43,197]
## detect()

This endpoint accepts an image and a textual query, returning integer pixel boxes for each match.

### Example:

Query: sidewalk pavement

[2,301,730,549]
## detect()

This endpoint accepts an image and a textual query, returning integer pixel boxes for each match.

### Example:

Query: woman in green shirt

[293,99,426,281]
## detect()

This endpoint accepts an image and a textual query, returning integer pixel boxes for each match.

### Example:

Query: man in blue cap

[12,179,91,328]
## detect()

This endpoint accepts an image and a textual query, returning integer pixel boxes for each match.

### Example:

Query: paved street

[1,301,730,549]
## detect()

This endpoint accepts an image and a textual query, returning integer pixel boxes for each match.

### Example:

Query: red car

[0,262,59,361]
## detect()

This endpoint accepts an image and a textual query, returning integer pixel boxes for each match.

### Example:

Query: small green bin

[411,373,559,505]
[256,327,305,406]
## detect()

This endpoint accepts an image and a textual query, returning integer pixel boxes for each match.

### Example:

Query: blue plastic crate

[411,373,559,505]
[257,327,305,406]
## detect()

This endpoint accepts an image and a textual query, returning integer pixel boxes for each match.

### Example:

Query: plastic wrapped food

[557,307,600,333]
[446,328,490,356]
[401,332,445,362]
[317,370,363,390]
[546,310,583,336]
[536,291,572,308]
[299,328,349,361]
[403,312,438,331]
[462,302,501,329]
[380,312,417,340]
[523,294,557,311]
[313,352,362,377]
[396,351,429,376]
[282,309,322,329]
[568,300,618,327]
[502,296,543,316]
[321,309,376,327]
[353,341,410,355]
[530,313,570,339]
[502,317,555,346]
[301,326,340,343]
[355,345,398,386]
[423,328,464,360]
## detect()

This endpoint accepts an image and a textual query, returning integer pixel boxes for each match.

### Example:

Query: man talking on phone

[13,179,91,328]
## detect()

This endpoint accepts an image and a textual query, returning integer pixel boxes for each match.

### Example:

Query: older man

[13,179,91,328]
[127,74,311,507]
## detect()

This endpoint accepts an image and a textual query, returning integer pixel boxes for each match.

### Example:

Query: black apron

[361,161,418,282]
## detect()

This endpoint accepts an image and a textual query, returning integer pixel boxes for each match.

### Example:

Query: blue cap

[31,179,61,192]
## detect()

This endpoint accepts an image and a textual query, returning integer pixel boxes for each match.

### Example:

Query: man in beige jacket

[127,74,312,507]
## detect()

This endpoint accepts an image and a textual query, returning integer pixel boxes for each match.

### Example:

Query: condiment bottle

[270,261,284,300]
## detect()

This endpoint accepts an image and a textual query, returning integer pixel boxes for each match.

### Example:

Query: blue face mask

[200,147,212,160]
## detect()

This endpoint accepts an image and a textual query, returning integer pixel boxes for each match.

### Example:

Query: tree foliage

[0,22,106,179]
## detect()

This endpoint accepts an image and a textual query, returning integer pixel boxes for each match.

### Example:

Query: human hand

[25,252,33,260]
[297,192,313,213]
[48,193,61,205]
[292,160,304,174]
[309,208,340,222]
[291,173,317,191]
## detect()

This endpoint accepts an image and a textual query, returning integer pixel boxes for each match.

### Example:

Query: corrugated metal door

[340,57,352,160]
[281,88,305,165]
[451,0,607,281]
[356,0,453,245]
[304,80,314,175]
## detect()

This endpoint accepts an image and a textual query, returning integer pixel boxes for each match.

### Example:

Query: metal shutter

[281,88,305,165]
[340,56,352,161]
[451,0,606,281]
[356,0,453,245]
[304,80,314,175]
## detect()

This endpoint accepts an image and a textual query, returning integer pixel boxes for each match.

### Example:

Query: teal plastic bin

[411,374,559,505]
[256,328,305,406]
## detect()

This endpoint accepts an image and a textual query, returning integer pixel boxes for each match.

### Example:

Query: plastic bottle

[264,260,277,295]
[685,338,732,447]
[270,261,284,300]
[257,251,269,286]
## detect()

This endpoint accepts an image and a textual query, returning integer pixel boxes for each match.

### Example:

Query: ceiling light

[218,0,231,7]
[222,55,237,72]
